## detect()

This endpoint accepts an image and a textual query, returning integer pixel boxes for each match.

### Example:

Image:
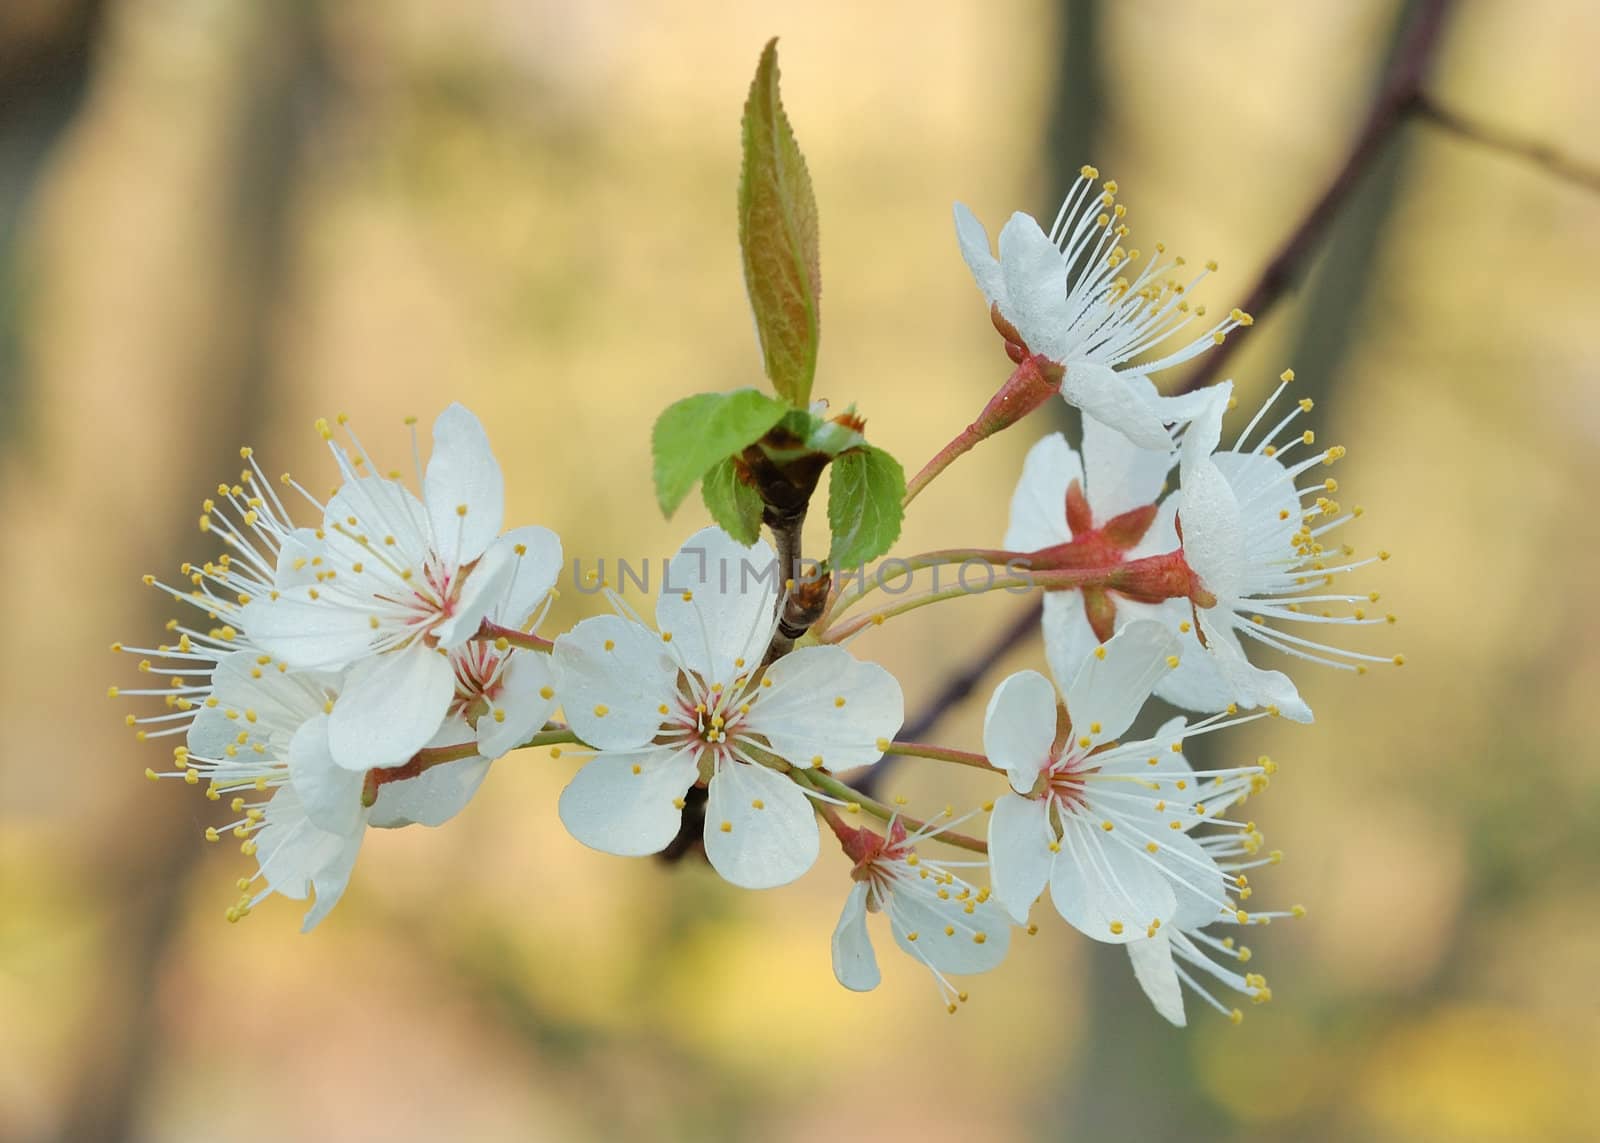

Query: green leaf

[827,446,906,569]
[700,457,764,545]
[738,39,821,407]
[652,389,789,517]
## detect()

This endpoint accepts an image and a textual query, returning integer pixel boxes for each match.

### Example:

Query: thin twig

[1173,0,1457,397]
[1414,93,1600,195]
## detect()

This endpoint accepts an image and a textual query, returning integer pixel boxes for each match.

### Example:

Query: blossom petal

[1148,602,1237,714]
[887,876,1011,976]
[1049,816,1177,943]
[953,202,1005,309]
[424,402,505,566]
[287,714,366,835]
[1197,612,1312,722]
[1063,620,1178,746]
[831,881,881,992]
[1061,362,1174,451]
[322,476,430,575]
[431,535,517,648]
[1179,381,1232,463]
[369,755,492,829]
[252,784,365,932]
[557,745,699,857]
[746,645,903,771]
[1081,384,1175,519]
[489,525,564,628]
[703,759,819,889]
[1175,456,1246,602]
[982,670,1059,793]
[1041,591,1099,696]
[241,595,377,671]
[1004,433,1080,552]
[327,646,455,771]
[552,614,676,750]
[996,212,1067,354]
[1127,934,1187,1026]
[476,652,558,760]
[988,793,1055,923]
[1151,829,1229,930]
[274,527,326,590]
[654,527,778,683]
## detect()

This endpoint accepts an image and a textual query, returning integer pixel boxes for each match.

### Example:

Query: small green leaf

[700,457,764,545]
[827,445,906,569]
[738,39,821,407]
[652,389,789,517]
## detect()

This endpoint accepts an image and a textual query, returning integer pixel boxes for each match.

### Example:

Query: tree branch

[1173,0,1457,397]
[1414,93,1600,195]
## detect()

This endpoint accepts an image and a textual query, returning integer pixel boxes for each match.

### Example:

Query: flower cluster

[114,163,1397,1026]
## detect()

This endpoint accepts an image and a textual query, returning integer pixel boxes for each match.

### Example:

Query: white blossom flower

[954,165,1247,449]
[983,621,1267,942]
[1165,376,1399,722]
[554,527,904,890]
[1126,826,1301,1027]
[243,404,553,771]
[145,650,492,930]
[1004,405,1224,709]
[831,815,1011,1011]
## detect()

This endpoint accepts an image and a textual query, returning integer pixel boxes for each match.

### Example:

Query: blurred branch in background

[50,3,329,1138]
[0,0,108,452]
[1414,93,1600,194]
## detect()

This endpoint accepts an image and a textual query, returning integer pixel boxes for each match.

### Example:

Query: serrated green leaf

[738,39,821,407]
[827,445,906,569]
[701,457,764,545]
[652,389,789,516]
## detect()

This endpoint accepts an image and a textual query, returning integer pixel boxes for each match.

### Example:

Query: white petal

[1040,591,1100,696]
[746,646,903,770]
[996,212,1067,354]
[369,755,492,828]
[557,745,699,857]
[327,646,455,771]
[953,202,1005,308]
[987,793,1055,923]
[431,535,517,648]
[287,715,366,834]
[240,595,377,671]
[1004,433,1080,552]
[1174,456,1246,602]
[1150,829,1230,930]
[703,759,819,890]
[1127,934,1187,1026]
[206,652,328,752]
[1081,382,1175,520]
[1197,612,1313,722]
[252,784,365,931]
[887,877,1011,975]
[322,476,431,575]
[424,403,505,566]
[488,525,563,628]
[1049,817,1177,943]
[1179,381,1232,464]
[1147,598,1237,713]
[654,527,778,683]
[552,614,676,750]
[475,651,558,760]
[982,670,1059,793]
[1214,450,1301,567]
[1062,620,1177,746]
[831,881,881,992]
[274,527,326,590]
[1061,362,1173,451]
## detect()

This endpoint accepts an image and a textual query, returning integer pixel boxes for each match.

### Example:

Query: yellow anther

[751,799,765,810]
[1094,646,1106,660]
[1165,655,1180,668]
[719,821,732,833]
[1109,921,1124,935]
[593,704,609,717]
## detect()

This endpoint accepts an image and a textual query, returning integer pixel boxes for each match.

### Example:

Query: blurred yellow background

[3,0,1599,1139]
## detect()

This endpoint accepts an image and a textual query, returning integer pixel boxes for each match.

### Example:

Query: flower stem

[884,740,1000,774]
[792,768,989,855]
[816,547,1023,633]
